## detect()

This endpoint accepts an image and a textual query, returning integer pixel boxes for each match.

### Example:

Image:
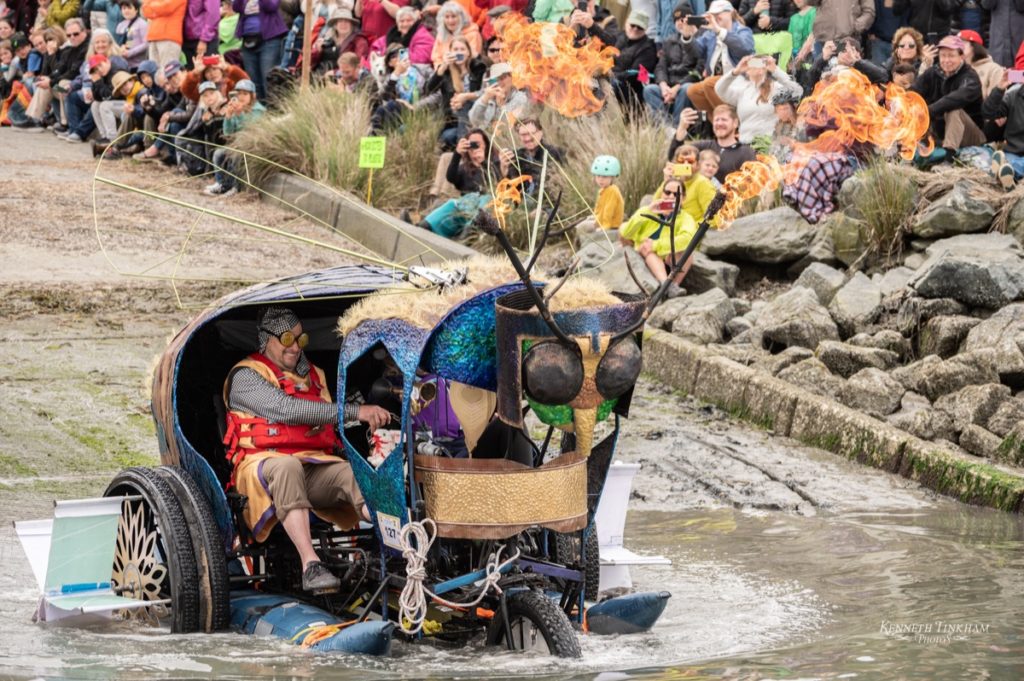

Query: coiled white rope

[397,518,521,634]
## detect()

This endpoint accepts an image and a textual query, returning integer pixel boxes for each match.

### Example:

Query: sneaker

[991,150,1006,177]
[301,561,340,593]
[204,182,225,195]
[664,282,687,299]
[12,119,41,130]
[52,123,68,134]
[64,132,84,143]
[221,186,238,197]
[998,163,1016,191]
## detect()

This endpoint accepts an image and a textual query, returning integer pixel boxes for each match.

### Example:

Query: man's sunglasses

[67,31,83,37]
[263,328,309,348]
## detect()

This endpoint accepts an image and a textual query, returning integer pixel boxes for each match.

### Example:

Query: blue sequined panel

[338,319,428,550]
[421,284,523,391]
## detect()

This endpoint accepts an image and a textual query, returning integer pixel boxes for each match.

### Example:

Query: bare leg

[669,254,694,285]
[645,252,669,281]
[281,508,319,569]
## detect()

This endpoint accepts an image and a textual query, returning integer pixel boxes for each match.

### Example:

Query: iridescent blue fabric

[421,283,523,391]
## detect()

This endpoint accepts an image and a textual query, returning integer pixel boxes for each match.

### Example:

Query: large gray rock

[934,383,1012,433]
[923,232,1022,259]
[753,346,814,376]
[909,181,995,238]
[577,241,659,296]
[895,296,968,335]
[918,315,981,358]
[877,267,916,298]
[687,253,739,296]
[787,227,840,276]
[837,368,906,417]
[725,315,753,339]
[888,406,958,442]
[828,272,883,336]
[755,287,840,351]
[891,350,1001,401]
[777,358,845,398]
[908,235,1024,308]
[816,340,899,378]
[828,213,869,267]
[847,329,912,361]
[794,262,846,305]
[669,288,735,344]
[959,424,1002,458]
[903,252,926,269]
[962,303,1024,387]
[732,298,752,316]
[702,206,816,264]
[986,397,1024,437]
[647,295,691,330]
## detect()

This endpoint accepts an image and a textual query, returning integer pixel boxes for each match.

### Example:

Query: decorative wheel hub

[112,501,170,624]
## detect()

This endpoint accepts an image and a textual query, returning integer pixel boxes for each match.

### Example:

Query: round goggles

[264,328,309,349]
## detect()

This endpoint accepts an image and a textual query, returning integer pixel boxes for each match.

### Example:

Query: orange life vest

[223,353,342,485]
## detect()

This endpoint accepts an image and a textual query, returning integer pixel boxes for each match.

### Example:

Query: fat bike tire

[553,525,601,601]
[153,465,231,632]
[105,466,201,633]
[486,590,582,658]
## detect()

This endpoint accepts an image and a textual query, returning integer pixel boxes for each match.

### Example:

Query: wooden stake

[300,0,314,92]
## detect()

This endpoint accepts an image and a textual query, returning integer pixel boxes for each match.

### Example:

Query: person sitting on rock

[223,306,391,592]
[983,67,1024,190]
[910,34,985,164]
[619,178,698,290]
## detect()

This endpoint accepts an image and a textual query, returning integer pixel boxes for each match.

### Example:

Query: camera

[686,15,708,27]
[577,0,588,10]
[454,53,466,62]
[468,140,480,149]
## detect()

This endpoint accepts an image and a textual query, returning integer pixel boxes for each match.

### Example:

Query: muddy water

[1,379,1021,680]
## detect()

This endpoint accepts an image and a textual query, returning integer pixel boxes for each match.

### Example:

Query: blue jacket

[694,23,755,77]
[869,0,908,42]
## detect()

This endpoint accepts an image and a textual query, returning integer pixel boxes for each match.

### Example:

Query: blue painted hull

[585,591,671,635]
[230,592,394,655]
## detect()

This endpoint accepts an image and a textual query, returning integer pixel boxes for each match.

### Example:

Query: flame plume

[495,13,617,118]
[717,68,930,226]
[488,175,529,226]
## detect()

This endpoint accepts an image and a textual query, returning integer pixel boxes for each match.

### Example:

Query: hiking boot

[301,561,340,593]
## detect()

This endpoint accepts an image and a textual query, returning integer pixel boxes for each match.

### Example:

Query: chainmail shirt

[227,366,361,425]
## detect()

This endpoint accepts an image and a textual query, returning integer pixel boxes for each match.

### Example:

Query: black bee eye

[522,342,583,405]
[596,338,642,399]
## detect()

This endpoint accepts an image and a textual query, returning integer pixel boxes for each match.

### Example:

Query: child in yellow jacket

[591,154,624,230]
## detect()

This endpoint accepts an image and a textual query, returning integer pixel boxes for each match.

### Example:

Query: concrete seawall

[643,329,1024,514]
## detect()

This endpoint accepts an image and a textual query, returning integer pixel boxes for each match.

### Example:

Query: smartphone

[485,76,498,86]
[926,31,938,45]
[747,57,766,69]
[577,0,588,10]
[1009,69,1024,84]
[686,15,708,27]
[399,48,409,61]
[454,52,466,63]
[672,162,691,177]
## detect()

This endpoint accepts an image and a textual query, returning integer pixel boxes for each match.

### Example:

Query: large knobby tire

[154,466,231,632]
[105,467,201,633]
[552,526,601,601]
[487,590,582,658]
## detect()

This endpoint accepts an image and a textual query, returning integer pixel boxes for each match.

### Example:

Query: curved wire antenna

[524,189,563,275]
[473,210,575,346]
[543,254,581,303]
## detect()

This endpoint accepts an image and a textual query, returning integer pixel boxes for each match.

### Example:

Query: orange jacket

[143,0,188,45]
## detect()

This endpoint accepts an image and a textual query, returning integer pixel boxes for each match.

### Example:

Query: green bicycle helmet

[590,155,621,177]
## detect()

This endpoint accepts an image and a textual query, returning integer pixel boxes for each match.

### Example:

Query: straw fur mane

[337,256,621,337]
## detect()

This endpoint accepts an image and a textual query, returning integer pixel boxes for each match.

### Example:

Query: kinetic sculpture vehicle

[16,196,720,658]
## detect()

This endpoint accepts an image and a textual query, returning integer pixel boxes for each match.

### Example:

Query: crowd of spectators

[4,0,1024,213]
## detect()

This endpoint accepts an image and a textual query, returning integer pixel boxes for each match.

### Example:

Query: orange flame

[719,154,783,223]
[718,68,930,225]
[495,13,617,118]
[488,175,528,225]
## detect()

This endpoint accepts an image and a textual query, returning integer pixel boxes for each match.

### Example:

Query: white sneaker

[64,132,83,143]
[221,186,238,197]
[203,183,224,195]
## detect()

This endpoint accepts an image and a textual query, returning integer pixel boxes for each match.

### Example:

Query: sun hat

[626,10,649,30]
[111,70,135,92]
[708,0,734,14]
[327,7,359,26]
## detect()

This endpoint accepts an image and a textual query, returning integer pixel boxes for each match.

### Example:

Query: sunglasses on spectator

[664,190,682,196]
[487,46,502,53]
[67,31,83,37]
[628,24,644,30]
[898,42,916,48]
[263,328,309,349]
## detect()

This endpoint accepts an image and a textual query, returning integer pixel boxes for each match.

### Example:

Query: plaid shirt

[782,153,855,224]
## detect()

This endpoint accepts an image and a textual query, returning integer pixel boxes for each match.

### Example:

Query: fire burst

[488,175,529,226]
[718,68,930,224]
[495,13,617,118]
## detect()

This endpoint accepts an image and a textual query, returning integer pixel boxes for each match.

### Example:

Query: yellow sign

[359,136,386,169]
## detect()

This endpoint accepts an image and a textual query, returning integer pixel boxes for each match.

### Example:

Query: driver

[223,306,390,592]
